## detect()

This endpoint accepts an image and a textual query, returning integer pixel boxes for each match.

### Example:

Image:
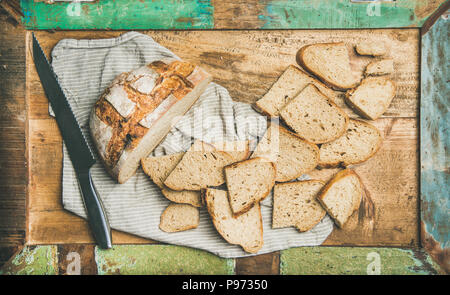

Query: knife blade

[32,33,112,249]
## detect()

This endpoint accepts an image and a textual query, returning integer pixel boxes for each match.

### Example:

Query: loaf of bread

[90,59,212,183]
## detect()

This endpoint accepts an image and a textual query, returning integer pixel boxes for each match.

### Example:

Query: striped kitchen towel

[51,32,333,258]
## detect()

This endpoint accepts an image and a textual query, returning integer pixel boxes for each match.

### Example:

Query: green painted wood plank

[280,247,443,275]
[19,0,446,30]
[95,245,235,275]
[0,246,58,275]
[20,0,214,30]
[420,14,449,273]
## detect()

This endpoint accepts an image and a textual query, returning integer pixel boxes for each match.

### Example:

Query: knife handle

[76,168,112,249]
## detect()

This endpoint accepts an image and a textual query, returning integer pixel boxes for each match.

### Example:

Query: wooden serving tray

[26,29,420,248]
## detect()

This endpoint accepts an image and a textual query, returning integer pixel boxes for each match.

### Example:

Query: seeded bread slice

[204,188,263,254]
[272,180,326,232]
[159,203,200,233]
[210,140,251,162]
[319,119,382,167]
[365,59,394,76]
[296,42,360,90]
[141,153,203,207]
[164,140,236,191]
[355,41,387,56]
[254,65,336,117]
[224,157,276,216]
[251,124,319,182]
[279,84,349,144]
[317,169,363,228]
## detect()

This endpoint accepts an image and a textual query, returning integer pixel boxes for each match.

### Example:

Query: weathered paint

[95,245,235,275]
[20,0,214,30]
[280,247,443,275]
[0,246,58,275]
[420,13,449,273]
[19,0,447,30]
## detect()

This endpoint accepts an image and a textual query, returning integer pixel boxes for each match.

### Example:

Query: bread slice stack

[204,188,264,254]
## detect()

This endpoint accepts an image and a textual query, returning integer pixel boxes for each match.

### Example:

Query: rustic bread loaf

[317,169,363,228]
[296,42,360,90]
[272,180,326,232]
[141,153,202,207]
[204,188,263,254]
[159,203,200,233]
[164,140,236,191]
[345,76,396,120]
[254,65,336,117]
[319,119,382,167]
[90,59,212,183]
[279,84,349,144]
[224,157,276,216]
[251,124,319,182]
[355,42,387,56]
[365,59,394,76]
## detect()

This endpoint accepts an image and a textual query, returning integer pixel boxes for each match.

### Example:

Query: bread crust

[296,42,359,91]
[224,157,276,217]
[318,119,383,168]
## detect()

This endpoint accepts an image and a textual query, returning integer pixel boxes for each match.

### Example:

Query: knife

[32,33,112,249]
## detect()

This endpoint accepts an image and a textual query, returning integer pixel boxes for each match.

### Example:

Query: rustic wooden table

[0,0,448,275]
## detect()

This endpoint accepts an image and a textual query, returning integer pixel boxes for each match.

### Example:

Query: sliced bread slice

[254,65,336,117]
[251,124,319,182]
[164,140,235,191]
[141,153,203,207]
[365,59,394,76]
[317,169,363,228]
[159,203,200,233]
[319,119,382,167]
[204,188,263,253]
[224,157,276,215]
[355,41,386,56]
[279,84,349,144]
[296,42,360,90]
[345,76,396,120]
[272,180,326,232]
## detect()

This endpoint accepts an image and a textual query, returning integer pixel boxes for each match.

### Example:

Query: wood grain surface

[26,29,420,251]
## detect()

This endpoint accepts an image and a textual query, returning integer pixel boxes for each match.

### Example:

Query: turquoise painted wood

[19,0,446,30]
[20,0,214,30]
[420,13,449,270]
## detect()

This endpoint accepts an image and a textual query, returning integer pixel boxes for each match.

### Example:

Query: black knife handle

[76,168,112,249]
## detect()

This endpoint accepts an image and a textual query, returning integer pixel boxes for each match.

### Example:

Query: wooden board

[26,29,420,247]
